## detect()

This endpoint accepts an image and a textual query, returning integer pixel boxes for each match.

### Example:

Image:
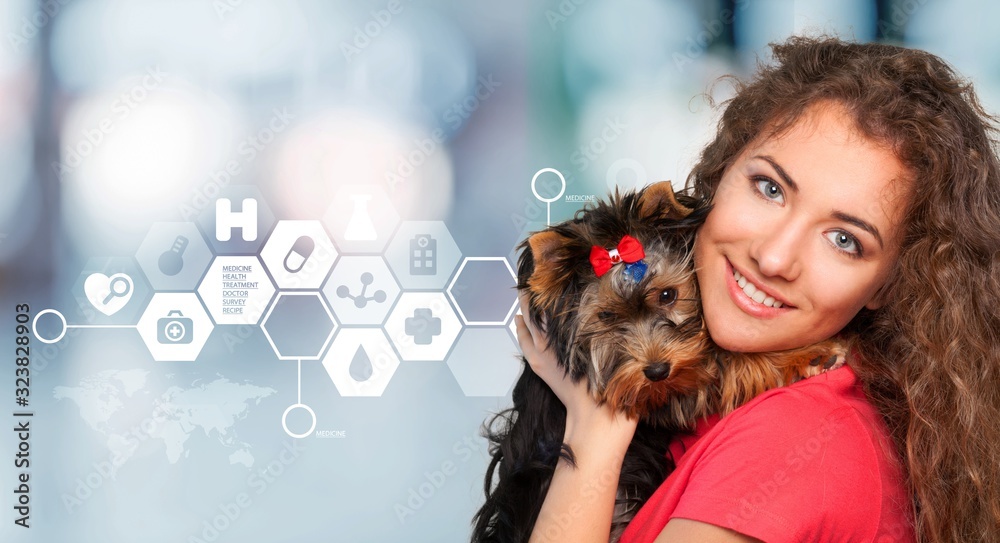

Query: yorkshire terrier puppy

[471,181,846,543]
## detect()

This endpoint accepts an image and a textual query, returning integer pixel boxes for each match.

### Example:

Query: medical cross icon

[404,308,441,345]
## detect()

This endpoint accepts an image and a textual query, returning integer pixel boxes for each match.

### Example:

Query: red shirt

[619,366,915,543]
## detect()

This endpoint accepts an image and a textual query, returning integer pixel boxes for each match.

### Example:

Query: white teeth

[732,267,786,308]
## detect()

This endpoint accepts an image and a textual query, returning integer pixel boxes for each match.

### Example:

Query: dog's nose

[643,362,672,382]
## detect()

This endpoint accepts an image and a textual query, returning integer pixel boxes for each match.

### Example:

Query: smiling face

[694,102,912,352]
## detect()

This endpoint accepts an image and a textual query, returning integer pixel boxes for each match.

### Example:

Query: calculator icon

[409,234,437,275]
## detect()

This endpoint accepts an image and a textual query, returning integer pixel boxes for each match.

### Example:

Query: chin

[704,321,794,353]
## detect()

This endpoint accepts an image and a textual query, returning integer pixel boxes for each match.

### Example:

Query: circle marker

[33,309,68,344]
[281,403,317,439]
[530,168,566,203]
[606,158,648,192]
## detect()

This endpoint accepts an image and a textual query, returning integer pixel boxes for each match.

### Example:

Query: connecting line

[65,324,137,329]
[297,359,302,404]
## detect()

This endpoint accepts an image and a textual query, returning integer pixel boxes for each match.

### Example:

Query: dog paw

[807,352,846,372]
[786,340,850,382]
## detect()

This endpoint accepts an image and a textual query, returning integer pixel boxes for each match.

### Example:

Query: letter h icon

[215,198,258,241]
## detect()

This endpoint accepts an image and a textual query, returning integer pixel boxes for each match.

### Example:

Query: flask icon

[344,194,377,241]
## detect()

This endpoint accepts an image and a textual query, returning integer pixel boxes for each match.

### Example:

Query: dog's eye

[659,289,678,305]
[597,311,615,323]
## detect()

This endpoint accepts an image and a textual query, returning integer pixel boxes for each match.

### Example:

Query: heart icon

[84,273,134,316]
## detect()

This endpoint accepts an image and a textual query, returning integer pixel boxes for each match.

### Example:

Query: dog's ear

[525,230,572,312]
[639,181,692,220]
[527,230,564,266]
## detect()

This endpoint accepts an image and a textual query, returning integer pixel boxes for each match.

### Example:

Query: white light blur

[60,78,238,254]
[576,84,719,193]
[50,0,309,91]
[268,108,454,221]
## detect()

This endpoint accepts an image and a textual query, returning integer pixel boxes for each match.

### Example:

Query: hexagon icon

[384,292,462,361]
[260,220,338,290]
[71,257,152,325]
[136,222,214,291]
[322,256,401,326]
[447,328,521,397]
[137,293,214,361]
[197,256,276,325]
[323,184,400,254]
[260,293,337,360]
[385,221,462,290]
[447,257,518,325]
[323,328,400,397]
[196,185,276,255]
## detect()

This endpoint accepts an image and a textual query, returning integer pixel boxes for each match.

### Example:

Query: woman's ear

[864,281,892,310]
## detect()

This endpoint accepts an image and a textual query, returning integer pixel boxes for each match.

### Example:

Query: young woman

[515,36,1000,542]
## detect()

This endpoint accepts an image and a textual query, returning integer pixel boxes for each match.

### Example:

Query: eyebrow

[753,155,885,249]
[755,155,799,193]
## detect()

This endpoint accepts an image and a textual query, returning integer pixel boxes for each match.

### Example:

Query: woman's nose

[750,219,804,281]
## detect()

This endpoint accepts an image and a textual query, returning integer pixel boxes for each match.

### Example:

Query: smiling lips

[732,268,785,308]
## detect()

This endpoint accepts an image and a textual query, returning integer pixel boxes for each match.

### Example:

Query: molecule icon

[336,273,387,309]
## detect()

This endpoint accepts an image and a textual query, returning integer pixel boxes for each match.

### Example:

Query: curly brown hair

[686,36,1000,542]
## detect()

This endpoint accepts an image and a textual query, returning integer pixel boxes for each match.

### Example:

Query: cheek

[806,267,884,321]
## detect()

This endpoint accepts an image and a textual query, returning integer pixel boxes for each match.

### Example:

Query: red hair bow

[590,235,645,277]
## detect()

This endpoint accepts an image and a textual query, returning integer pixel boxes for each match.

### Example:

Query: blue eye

[825,230,862,257]
[753,177,784,203]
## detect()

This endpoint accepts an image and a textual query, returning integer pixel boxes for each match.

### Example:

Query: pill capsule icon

[283,235,315,273]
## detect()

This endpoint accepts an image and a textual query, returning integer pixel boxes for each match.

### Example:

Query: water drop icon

[349,345,373,382]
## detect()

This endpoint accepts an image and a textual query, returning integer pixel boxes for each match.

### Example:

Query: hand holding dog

[516,293,639,542]
[515,293,637,452]
[515,294,638,444]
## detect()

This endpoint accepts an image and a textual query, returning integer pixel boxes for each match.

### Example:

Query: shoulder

[720,365,872,443]
[675,366,896,541]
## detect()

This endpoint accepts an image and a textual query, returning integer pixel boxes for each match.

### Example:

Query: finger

[518,292,552,352]
[514,314,535,352]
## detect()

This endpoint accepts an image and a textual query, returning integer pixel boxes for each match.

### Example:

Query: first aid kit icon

[158,310,193,344]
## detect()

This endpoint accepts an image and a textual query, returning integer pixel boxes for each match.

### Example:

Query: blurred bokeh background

[1,1,997,541]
